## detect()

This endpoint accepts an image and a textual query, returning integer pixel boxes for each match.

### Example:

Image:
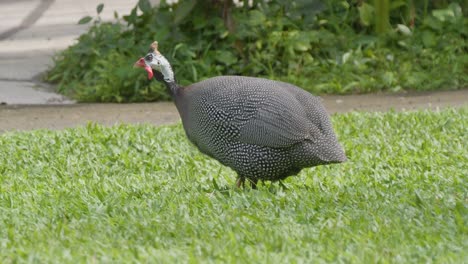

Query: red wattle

[145,66,153,79]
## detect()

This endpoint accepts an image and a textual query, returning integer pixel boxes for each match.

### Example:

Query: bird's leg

[249,179,259,189]
[236,177,245,188]
[279,180,288,190]
[236,177,258,189]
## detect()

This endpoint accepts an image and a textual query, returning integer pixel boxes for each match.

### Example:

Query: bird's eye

[144,54,153,61]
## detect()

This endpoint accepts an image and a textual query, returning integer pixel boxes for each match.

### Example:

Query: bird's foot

[236,177,245,188]
[236,177,258,189]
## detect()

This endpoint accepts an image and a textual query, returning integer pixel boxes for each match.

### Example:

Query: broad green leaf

[421,30,437,48]
[397,24,411,36]
[358,3,374,26]
[138,0,152,13]
[294,42,310,52]
[248,10,266,26]
[96,3,104,15]
[215,50,238,66]
[78,16,92,25]
[390,0,407,10]
[448,3,462,18]
[340,1,350,9]
[382,71,396,86]
[220,31,229,39]
[342,51,352,64]
[174,0,197,24]
[432,8,454,22]
[123,7,137,24]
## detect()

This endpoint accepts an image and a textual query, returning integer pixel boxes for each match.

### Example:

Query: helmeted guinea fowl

[134,41,347,188]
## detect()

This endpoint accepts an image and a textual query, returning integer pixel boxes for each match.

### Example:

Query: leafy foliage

[45,0,468,102]
[1,108,467,262]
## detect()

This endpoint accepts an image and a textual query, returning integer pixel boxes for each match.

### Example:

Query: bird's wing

[236,90,320,148]
[183,77,323,150]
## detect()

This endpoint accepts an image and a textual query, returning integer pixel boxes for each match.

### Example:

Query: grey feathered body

[173,76,346,182]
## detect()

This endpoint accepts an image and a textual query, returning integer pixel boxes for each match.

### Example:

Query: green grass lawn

[0,108,467,263]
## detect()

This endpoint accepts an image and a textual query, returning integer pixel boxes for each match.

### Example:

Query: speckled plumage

[137,46,346,187]
[176,76,347,184]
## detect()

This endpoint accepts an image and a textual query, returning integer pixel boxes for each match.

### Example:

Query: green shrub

[45,0,468,102]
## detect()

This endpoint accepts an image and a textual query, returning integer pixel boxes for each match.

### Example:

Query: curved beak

[134,58,153,80]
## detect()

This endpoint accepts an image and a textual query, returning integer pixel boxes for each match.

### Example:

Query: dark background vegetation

[45,0,468,102]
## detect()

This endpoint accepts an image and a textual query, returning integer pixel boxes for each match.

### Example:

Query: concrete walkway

[1,89,467,133]
[0,0,466,134]
[0,0,138,104]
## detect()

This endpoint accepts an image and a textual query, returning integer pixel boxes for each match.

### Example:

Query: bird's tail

[297,139,347,167]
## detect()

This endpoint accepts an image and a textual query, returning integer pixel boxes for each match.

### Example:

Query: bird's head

[134,41,174,82]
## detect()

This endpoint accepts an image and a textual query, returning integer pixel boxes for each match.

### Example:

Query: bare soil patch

[1,90,467,133]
